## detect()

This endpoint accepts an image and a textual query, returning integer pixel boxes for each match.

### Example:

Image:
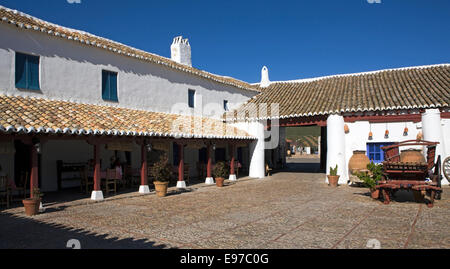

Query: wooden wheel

[443,156,450,182]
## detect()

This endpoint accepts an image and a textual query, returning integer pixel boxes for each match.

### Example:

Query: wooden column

[230,144,235,176]
[178,143,184,182]
[29,145,38,198]
[206,144,212,178]
[141,143,148,186]
[93,144,101,191]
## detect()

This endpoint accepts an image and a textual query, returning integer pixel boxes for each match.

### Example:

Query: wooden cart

[377,140,442,208]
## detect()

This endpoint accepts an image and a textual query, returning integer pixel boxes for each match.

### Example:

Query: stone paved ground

[1,159,449,249]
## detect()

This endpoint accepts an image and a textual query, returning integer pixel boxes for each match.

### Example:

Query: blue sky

[1,0,449,83]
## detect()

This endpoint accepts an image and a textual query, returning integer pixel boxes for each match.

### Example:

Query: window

[366,142,395,163]
[223,100,229,111]
[15,52,40,90]
[188,89,195,108]
[102,70,118,102]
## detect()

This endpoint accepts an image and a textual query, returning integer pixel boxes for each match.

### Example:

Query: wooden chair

[12,171,28,202]
[123,165,132,188]
[130,168,140,187]
[197,162,205,180]
[184,164,190,185]
[105,169,117,195]
[234,161,240,179]
[80,167,93,194]
[0,175,11,208]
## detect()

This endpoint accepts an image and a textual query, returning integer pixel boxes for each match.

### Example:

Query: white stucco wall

[442,118,450,159]
[0,23,256,117]
[344,120,422,170]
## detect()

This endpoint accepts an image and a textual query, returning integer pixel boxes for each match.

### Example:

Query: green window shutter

[109,72,118,101]
[27,55,40,90]
[102,70,118,102]
[15,53,27,89]
[102,70,109,100]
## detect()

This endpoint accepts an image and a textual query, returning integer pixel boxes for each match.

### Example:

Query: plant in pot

[327,165,339,187]
[22,188,43,216]
[151,154,173,197]
[213,161,229,187]
[357,162,383,199]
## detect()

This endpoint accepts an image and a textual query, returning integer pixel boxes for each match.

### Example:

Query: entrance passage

[283,125,326,174]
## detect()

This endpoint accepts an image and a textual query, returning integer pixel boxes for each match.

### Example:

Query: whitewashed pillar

[326,114,348,184]
[422,109,448,185]
[249,121,266,178]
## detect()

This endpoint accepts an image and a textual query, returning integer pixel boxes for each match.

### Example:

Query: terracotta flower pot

[23,198,40,216]
[154,181,169,197]
[215,177,225,187]
[370,188,380,199]
[327,175,339,187]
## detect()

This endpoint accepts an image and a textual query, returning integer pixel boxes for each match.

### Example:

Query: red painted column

[93,144,101,191]
[230,144,235,176]
[206,144,212,178]
[178,143,184,182]
[141,143,148,186]
[30,145,38,198]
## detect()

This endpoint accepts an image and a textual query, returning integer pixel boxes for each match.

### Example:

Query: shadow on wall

[0,212,170,249]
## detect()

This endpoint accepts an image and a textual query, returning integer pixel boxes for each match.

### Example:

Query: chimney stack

[171,36,192,67]
[260,66,270,87]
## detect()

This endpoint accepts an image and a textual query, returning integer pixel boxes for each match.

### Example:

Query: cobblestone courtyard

[1,158,449,249]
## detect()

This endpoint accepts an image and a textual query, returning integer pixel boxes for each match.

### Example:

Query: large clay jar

[400,149,425,163]
[348,150,370,174]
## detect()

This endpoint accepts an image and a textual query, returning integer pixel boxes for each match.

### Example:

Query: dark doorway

[320,126,327,172]
[199,147,207,164]
[214,148,226,162]
[14,140,41,188]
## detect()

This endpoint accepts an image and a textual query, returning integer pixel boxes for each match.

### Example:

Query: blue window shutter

[188,89,195,108]
[102,70,118,101]
[102,70,109,100]
[28,55,40,90]
[15,53,27,89]
[110,73,118,101]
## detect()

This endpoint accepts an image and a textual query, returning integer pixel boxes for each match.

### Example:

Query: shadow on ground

[0,212,169,249]
[284,157,321,173]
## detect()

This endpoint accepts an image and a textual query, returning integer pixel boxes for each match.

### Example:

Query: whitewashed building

[0,5,449,204]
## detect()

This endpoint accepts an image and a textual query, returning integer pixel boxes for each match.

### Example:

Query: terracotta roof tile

[0,94,252,139]
[228,64,450,120]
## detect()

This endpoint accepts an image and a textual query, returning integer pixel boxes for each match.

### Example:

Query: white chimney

[171,36,192,67]
[260,66,270,87]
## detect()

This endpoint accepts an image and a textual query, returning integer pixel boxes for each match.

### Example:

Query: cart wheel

[443,156,450,182]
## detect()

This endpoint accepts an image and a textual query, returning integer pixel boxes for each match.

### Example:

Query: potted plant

[213,161,229,187]
[327,165,339,187]
[151,154,173,197]
[357,162,383,199]
[22,188,42,216]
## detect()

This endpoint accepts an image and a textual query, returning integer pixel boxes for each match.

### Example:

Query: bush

[213,161,229,179]
[357,162,383,190]
[151,154,173,182]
